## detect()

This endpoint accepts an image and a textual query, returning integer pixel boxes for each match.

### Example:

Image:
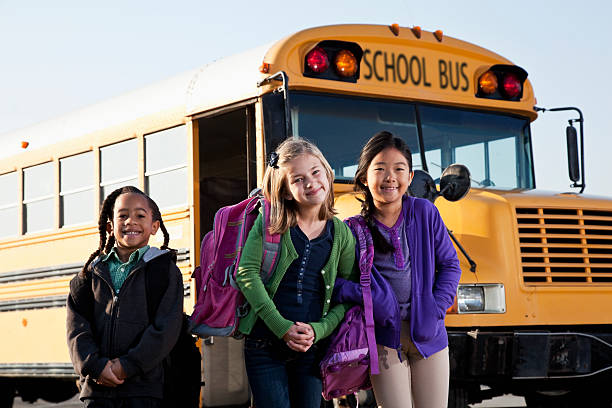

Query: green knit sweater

[236,214,357,342]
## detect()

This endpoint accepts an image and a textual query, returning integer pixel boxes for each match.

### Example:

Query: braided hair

[79,186,174,277]
[353,131,413,253]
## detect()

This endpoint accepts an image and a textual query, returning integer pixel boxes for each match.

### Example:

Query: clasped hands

[94,358,126,387]
[282,322,315,352]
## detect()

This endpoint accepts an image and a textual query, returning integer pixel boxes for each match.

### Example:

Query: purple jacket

[333,196,461,358]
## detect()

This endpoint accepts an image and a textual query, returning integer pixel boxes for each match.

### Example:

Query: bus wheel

[38,380,79,403]
[0,380,15,408]
[448,386,469,408]
[525,391,576,408]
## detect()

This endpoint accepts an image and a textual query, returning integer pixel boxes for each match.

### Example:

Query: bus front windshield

[287,93,534,190]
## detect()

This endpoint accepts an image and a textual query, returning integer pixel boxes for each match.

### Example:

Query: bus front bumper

[448,329,612,384]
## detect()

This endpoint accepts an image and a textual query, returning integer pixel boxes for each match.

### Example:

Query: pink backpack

[189,192,280,338]
[320,216,379,400]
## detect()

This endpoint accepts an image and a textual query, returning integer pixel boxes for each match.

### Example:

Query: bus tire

[38,380,78,403]
[525,391,577,408]
[0,380,15,408]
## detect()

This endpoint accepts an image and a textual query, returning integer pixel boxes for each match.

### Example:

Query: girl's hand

[110,358,127,380]
[95,360,124,387]
[283,322,315,352]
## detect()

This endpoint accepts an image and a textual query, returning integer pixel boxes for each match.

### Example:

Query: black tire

[525,391,577,408]
[38,380,78,403]
[448,387,469,408]
[0,381,15,408]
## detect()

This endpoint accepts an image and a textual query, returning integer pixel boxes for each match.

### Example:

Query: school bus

[0,24,610,407]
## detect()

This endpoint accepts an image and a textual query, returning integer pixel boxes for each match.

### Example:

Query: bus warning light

[21,141,29,149]
[259,62,270,74]
[434,30,444,42]
[335,50,358,77]
[306,47,329,74]
[478,71,498,95]
[411,26,422,39]
[389,23,400,36]
[502,73,522,98]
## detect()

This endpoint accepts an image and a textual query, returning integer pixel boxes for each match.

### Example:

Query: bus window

[0,171,19,238]
[60,152,94,227]
[100,139,138,200]
[145,125,188,209]
[419,105,533,189]
[285,92,419,182]
[23,162,55,233]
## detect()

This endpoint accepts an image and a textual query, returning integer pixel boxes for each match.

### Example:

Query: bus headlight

[457,284,505,314]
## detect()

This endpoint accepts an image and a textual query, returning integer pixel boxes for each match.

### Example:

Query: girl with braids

[66,186,183,408]
[333,131,461,408]
[235,137,357,408]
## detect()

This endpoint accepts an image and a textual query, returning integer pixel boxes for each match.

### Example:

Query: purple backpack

[189,192,280,338]
[320,216,379,400]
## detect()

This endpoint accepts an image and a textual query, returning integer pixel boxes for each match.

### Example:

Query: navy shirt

[250,220,334,340]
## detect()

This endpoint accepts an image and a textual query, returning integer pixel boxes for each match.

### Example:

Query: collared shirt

[102,245,150,293]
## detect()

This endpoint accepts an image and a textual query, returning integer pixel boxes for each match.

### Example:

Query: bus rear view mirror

[408,170,438,203]
[566,125,580,182]
[440,164,471,202]
[408,164,470,203]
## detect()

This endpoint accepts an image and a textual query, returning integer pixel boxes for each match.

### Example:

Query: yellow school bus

[0,24,610,407]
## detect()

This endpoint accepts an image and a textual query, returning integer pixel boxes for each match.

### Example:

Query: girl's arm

[236,214,293,339]
[66,274,109,380]
[118,261,184,378]
[431,205,462,313]
[309,222,357,342]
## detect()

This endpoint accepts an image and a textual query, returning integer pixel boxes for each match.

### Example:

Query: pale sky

[1,0,610,197]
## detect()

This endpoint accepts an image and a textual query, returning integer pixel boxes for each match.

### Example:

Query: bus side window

[0,171,19,238]
[145,125,188,210]
[23,162,54,233]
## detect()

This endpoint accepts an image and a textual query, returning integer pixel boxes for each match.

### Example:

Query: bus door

[196,104,256,407]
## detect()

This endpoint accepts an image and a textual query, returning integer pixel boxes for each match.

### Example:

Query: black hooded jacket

[66,248,183,400]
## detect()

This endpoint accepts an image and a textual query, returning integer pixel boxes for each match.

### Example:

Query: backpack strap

[259,198,281,283]
[346,216,379,376]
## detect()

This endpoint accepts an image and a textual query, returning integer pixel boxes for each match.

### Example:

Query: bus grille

[516,207,612,285]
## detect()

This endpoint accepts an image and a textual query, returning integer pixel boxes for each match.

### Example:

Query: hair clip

[269,152,279,169]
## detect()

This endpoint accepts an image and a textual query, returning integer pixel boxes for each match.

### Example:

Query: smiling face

[284,153,330,212]
[364,147,414,211]
[107,193,159,260]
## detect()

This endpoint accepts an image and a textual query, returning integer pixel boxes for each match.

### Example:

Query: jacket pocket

[411,294,443,343]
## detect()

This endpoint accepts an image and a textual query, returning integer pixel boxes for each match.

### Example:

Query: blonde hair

[263,137,336,234]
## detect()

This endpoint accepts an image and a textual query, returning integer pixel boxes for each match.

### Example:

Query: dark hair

[354,131,413,253]
[80,186,173,277]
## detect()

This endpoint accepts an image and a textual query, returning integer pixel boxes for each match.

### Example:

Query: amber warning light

[303,40,363,83]
[477,65,527,101]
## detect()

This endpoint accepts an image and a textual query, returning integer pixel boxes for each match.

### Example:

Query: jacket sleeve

[66,274,108,380]
[430,205,462,314]
[119,261,184,378]
[309,222,357,342]
[236,214,293,339]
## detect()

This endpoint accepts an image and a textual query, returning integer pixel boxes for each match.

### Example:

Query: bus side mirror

[566,125,580,183]
[408,170,439,202]
[408,164,471,203]
[440,164,471,202]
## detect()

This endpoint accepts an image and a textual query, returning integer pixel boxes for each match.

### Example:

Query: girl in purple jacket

[335,131,461,407]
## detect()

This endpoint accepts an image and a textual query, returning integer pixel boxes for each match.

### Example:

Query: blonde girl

[235,137,357,408]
